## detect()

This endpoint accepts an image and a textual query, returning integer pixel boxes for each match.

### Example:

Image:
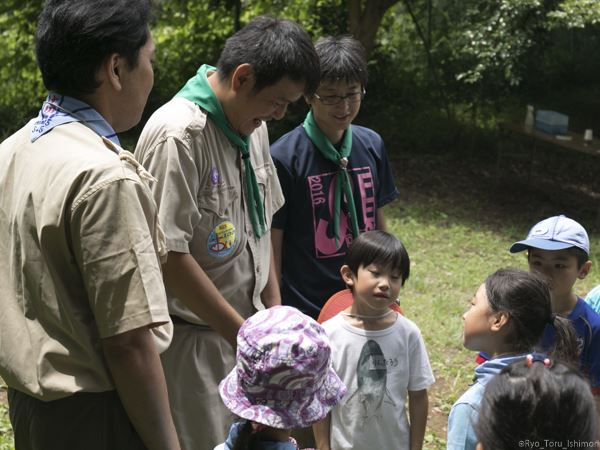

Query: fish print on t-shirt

[344,339,396,425]
[307,166,377,259]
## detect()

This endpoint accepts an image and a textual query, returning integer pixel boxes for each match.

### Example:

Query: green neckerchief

[175,64,266,239]
[303,109,359,245]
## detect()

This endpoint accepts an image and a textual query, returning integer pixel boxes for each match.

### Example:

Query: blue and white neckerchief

[30,93,120,146]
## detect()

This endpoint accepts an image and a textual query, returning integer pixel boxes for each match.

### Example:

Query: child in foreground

[214,306,346,450]
[476,358,599,449]
[314,230,435,450]
[447,268,579,450]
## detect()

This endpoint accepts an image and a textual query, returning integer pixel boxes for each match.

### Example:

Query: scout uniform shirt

[135,97,284,324]
[0,120,172,400]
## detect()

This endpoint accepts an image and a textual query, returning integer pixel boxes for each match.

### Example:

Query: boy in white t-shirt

[314,230,434,450]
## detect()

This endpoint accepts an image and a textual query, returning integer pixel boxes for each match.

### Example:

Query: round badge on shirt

[207,220,237,257]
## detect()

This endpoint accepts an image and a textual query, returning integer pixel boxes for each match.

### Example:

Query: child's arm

[260,242,282,308]
[408,389,429,450]
[312,412,331,450]
[376,208,388,232]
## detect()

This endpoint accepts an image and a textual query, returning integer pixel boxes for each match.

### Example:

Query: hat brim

[219,364,346,429]
[509,238,574,253]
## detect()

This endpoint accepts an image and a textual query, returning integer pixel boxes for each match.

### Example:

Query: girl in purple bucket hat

[214,306,346,450]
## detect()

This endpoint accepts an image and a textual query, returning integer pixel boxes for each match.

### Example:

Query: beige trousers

[161,322,236,450]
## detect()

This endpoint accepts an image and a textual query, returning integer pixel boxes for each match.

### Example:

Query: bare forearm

[313,413,331,450]
[408,390,429,450]
[261,242,281,308]
[271,228,283,281]
[163,252,243,347]
[376,207,388,232]
[102,327,180,450]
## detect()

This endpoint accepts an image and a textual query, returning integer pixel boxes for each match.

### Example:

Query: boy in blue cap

[509,215,600,413]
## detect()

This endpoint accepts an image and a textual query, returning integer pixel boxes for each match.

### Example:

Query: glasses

[313,89,366,106]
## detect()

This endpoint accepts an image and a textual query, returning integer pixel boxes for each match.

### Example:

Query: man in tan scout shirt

[0,1,179,449]
[134,16,320,450]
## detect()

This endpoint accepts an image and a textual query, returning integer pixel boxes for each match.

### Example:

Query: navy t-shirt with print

[270,124,399,318]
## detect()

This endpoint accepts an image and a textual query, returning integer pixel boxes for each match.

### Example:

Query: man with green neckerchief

[134,16,319,450]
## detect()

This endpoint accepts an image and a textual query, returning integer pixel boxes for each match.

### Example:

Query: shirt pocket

[196,185,241,261]
[254,164,274,230]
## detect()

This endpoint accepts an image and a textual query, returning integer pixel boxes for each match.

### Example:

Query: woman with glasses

[270,35,399,321]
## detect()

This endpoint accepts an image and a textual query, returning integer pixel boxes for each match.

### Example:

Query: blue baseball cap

[509,215,589,255]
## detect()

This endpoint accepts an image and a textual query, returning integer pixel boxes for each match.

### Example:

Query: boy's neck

[342,305,397,331]
[551,291,579,317]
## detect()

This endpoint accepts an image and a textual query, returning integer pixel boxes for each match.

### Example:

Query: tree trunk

[348,0,399,56]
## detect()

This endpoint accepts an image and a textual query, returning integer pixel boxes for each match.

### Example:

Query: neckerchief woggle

[175,64,266,239]
[31,93,120,146]
[303,109,359,245]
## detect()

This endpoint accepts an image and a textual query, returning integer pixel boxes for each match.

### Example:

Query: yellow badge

[207,221,237,257]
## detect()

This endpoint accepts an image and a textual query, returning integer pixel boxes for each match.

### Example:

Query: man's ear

[230,63,254,93]
[490,311,509,332]
[102,53,123,91]
[578,260,592,279]
[340,265,355,288]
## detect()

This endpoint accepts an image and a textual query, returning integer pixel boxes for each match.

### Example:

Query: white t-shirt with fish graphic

[322,313,435,450]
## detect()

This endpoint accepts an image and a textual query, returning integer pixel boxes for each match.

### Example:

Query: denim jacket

[446,354,527,450]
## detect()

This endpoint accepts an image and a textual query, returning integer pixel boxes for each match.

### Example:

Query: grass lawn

[0,151,598,449]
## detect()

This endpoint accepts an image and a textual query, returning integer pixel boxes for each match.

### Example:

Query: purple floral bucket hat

[219,306,346,429]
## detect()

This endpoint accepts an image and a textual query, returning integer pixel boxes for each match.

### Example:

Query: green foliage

[0,0,45,138]
[150,1,235,108]
[452,1,546,86]
[548,0,600,28]
[1,0,600,149]
[447,0,600,88]
[240,0,347,37]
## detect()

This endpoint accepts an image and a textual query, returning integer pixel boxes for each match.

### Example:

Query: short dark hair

[567,246,590,268]
[477,360,598,449]
[35,0,152,96]
[216,15,320,95]
[314,36,368,87]
[345,231,410,285]
[485,268,578,362]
